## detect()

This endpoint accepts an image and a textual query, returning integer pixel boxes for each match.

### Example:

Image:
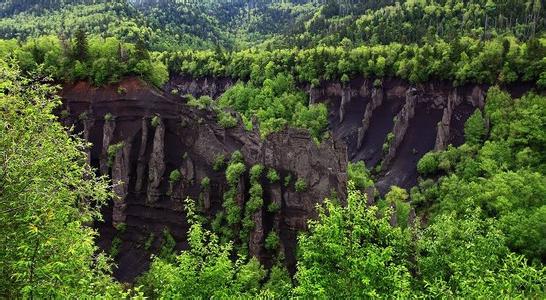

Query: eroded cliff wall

[60,78,347,282]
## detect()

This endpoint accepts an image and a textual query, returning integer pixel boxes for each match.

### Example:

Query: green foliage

[218,74,328,139]
[200,176,210,189]
[169,169,182,183]
[218,110,238,128]
[465,109,486,145]
[383,132,394,153]
[417,151,439,175]
[110,237,122,258]
[0,33,168,86]
[417,210,546,298]
[284,173,292,187]
[223,189,241,227]
[250,164,264,182]
[385,186,411,228]
[348,161,374,190]
[295,178,307,192]
[267,202,281,213]
[265,232,280,251]
[187,95,213,110]
[116,86,127,95]
[0,60,125,297]
[107,142,124,167]
[247,184,264,214]
[151,115,160,128]
[104,112,114,121]
[115,222,127,233]
[144,233,155,251]
[212,154,226,171]
[226,162,246,187]
[266,168,280,183]
[422,88,546,264]
[159,228,176,260]
[138,198,267,298]
[295,185,412,298]
[230,150,244,164]
[261,265,293,299]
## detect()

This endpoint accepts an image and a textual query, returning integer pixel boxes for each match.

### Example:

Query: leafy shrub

[218,110,237,128]
[104,113,114,121]
[151,115,161,128]
[383,132,394,153]
[210,155,225,172]
[267,202,281,213]
[107,142,124,167]
[223,189,240,226]
[226,162,246,186]
[295,178,307,192]
[348,161,374,190]
[417,152,439,175]
[201,177,210,189]
[247,184,264,213]
[115,222,127,233]
[284,174,292,187]
[144,233,155,251]
[267,169,280,183]
[117,86,126,95]
[230,150,244,164]
[265,231,280,251]
[250,164,264,182]
[110,236,122,258]
[188,95,213,110]
[169,169,182,183]
[159,228,176,260]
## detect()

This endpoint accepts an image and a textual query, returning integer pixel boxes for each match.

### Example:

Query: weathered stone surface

[82,117,95,165]
[100,119,116,175]
[147,120,165,203]
[249,208,264,259]
[135,117,149,192]
[166,75,234,99]
[357,86,384,149]
[112,138,132,226]
[435,89,459,151]
[339,86,351,123]
[382,87,418,170]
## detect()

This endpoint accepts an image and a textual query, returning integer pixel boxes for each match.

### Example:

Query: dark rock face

[165,75,234,99]
[309,78,489,194]
[60,78,347,282]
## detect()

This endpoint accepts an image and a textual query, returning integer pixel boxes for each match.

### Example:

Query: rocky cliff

[60,78,347,282]
[309,78,486,194]
[167,75,487,195]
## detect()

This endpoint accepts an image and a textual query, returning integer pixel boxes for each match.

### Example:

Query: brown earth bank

[59,77,347,283]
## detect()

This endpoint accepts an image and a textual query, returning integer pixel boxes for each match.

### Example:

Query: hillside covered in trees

[0,0,545,298]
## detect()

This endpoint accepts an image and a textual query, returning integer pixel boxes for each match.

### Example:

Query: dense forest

[0,0,545,298]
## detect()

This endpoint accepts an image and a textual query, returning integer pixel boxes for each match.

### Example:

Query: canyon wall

[308,78,486,194]
[168,76,487,194]
[60,78,347,282]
